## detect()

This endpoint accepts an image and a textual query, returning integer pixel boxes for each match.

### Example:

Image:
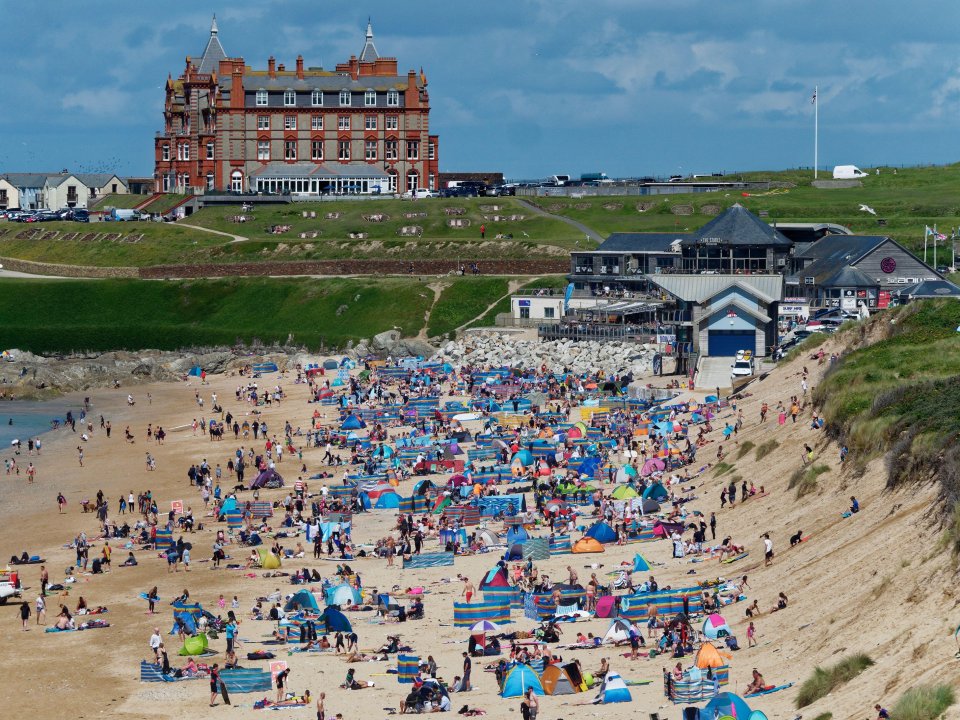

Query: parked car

[401,188,437,200]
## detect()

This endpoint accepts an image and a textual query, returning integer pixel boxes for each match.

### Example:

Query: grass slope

[814,300,960,540]
[533,163,960,257]
[465,276,568,330]
[795,653,875,708]
[0,278,433,352]
[0,196,582,267]
[426,278,511,338]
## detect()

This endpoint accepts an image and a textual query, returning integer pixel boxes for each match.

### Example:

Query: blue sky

[2,0,959,179]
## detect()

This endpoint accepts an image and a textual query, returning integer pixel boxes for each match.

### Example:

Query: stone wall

[0,256,138,278]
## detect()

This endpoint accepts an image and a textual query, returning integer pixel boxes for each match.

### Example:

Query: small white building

[0,172,128,211]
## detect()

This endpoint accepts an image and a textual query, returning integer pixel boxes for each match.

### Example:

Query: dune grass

[789,464,830,499]
[735,441,756,460]
[713,461,735,476]
[812,714,833,720]
[795,653,875,708]
[755,439,780,461]
[814,300,960,509]
[0,277,434,352]
[892,684,955,720]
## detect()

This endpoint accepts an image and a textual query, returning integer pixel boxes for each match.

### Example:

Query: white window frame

[428,142,435,161]
[311,89,323,106]
[387,89,399,107]
[283,89,296,107]
[206,173,215,190]
[338,140,350,161]
[311,140,324,161]
[182,143,190,161]
[311,115,323,131]
[284,115,297,130]
[364,89,376,106]
[385,139,398,161]
[284,140,297,161]
[365,139,377,161]
[257,115,269,130]
[162,144,170,161]
[231,171,243,192]
[256,89,268,106]
[162,175,171,191]
[257,140,270,160]
[338,116,350,131]
[206,142,215,160]
[339,89,351,106]
[406,171,419,192]
[406,140,419,160]
[365,115,377,131]
[386,115,399,130]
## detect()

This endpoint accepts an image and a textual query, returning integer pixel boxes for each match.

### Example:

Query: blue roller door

[708,330,754,357]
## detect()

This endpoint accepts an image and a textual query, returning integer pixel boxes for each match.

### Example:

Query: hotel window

[206,142,215,160]
[386,115,399,130]
[182,143,190,161]
[364,89,376,106]
[257,140,270,160]
[284,140,297,160]
[162,175,171,191]
[428,142,435,161]
[311,89,322,106]
[256,89,268,106]
[284,115,297,130]
[162,144,170,161]
[365,115,377,131]
[311,115,323,131]
[385,139,398,160]
[206,173,214,190]
[406,140,419,160]
[338,140,350,161]
[311,141,324,161]
[544,307,556,319]
[338,116,350,131]
[257,115,269,130]
[365,140,377,161]
[283,89,296,106]
[387,89,399,107]
[339,89,351,106]
[406,170,418,192]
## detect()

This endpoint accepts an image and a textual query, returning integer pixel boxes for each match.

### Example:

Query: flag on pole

[811,88,817,104]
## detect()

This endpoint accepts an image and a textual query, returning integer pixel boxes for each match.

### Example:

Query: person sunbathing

[745,668,766,694]
[341,668,375,689]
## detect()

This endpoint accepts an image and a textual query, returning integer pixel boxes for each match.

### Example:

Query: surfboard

[452,413,481,422]
[220,680,231,705]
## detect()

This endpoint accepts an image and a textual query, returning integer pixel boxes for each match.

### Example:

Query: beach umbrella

[470,620,500,635]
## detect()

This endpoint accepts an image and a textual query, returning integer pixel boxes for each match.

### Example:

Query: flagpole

[934,224,938,269]
[814,85,818,180]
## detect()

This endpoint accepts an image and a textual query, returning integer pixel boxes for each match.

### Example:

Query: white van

[832,165,868,179]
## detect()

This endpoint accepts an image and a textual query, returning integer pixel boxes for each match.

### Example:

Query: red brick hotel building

[154,17,439,195]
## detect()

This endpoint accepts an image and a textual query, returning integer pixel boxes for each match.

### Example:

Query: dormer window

[364,89,376,106]
[339,89,351,106]
[255,89,268,106]
[386,89,399,107]
[311,89,322,106]
[283,89,296,106]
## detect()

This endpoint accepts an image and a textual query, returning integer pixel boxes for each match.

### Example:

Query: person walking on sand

[763,533,774,567]
[57,492,67,514]
[462,577,475,603]
[36,593,45,625]
[77,446,84,467]
[20,601,30,630]
[209,663,221,707]
[747,621,757,647]
[275,667,290,703]
[39,565,48,597]
[27,462,36,483]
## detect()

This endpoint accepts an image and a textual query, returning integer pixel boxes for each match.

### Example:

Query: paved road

[0,269,76,279]
[514,199,604,243]
[177,223,248,243]
[695,356,735,394]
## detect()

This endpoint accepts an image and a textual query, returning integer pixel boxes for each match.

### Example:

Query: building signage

[880,257,897,273]
[779,304,809,316]
[518,300,530,307]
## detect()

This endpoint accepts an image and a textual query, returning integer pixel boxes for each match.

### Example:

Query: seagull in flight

[859,204,877,215]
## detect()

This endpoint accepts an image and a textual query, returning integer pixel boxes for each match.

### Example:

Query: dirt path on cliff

[177,223,247,243]
[416,281,447,340]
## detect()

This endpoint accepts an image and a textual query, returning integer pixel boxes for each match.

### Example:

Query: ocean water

[0,402,85,449]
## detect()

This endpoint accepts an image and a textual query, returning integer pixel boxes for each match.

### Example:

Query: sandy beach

[0,345,956,720]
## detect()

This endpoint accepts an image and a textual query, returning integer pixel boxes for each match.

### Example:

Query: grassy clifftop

[813,300,960,520]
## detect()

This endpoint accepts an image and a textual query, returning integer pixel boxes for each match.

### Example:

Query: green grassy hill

[0,274,558,353]
[529,163,960,259]
[0,197,584,268]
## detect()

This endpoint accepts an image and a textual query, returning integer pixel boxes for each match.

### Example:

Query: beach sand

[0,346,956,720]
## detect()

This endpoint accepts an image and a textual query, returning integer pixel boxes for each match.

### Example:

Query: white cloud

[61,88,129,116]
